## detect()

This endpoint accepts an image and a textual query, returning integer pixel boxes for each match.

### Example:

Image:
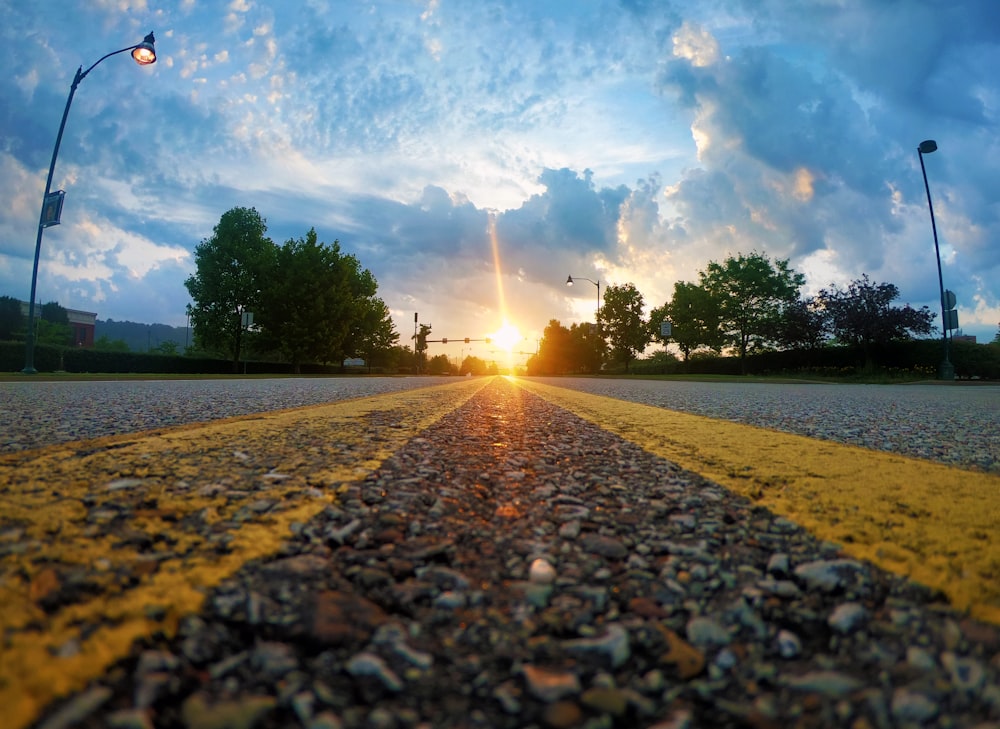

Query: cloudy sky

[1,0,998,362]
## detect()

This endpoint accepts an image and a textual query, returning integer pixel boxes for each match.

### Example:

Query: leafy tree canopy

[816,274,935,362]
[649,281,724,361]
[600,282,649,372]
[0,295,24,341]
[699,251,804,372]
[184,206,274,370]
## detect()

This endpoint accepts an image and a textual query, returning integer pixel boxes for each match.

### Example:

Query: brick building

[20,301,97,347]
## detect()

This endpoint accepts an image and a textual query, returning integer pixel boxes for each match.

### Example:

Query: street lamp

[917,139,954,381]
[566,275,601,332]
[21,32,157,374]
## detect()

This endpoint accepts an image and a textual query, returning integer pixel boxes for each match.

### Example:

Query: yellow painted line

[0,377,489,729]
[514,378,1000,625]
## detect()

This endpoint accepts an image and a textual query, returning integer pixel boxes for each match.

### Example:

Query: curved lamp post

[566,275,601,334]
[917,139,954,381]
[22,32,157,374]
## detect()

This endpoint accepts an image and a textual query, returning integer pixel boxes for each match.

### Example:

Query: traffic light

[441,338,448,344]
[464,338,470,343]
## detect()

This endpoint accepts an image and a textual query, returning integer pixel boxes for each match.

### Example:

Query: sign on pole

[660,320,672,337]
[41,190,66,228]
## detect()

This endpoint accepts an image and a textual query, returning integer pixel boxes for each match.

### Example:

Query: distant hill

[95,319,191,353]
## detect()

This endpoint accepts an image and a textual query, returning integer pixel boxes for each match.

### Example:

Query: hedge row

[0,342,344,375]
[632,340,1000,379]
[4,339,998,379]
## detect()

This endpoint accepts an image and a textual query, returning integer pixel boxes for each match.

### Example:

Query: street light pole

[917,139,954,381]
[566,275,600,334]
[21,32,156,374]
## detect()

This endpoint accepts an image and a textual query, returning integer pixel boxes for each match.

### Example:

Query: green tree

[699,252,805,373]
[460,355,490,375]
[773,298,828,350]
[355,297,400,372]
[34,301,72,346]
[0,295,24,340]
[649,281,724,362]
[569,321,604,374]
[816,274,935,366]
[532,319,573,375]
[600,282,649,372]
[992,323,1000,344]
[94,335,130,352]
[184,207,275,371]
[256,229,378,372]
[427,353,454,375]
[150,340,180,356]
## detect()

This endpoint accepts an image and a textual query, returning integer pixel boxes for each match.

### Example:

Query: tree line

[528,251,947,376]
[185,207,400,373]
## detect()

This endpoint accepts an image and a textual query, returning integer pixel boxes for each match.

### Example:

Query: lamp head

[566,275,574,286]
[918,139,938,155]
[131,32,156,65]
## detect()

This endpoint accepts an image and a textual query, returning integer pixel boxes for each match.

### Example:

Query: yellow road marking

[514,378,1000,625]
[0,378,488,729]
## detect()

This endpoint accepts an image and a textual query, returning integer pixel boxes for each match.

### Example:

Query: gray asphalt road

[531,377,1000,473]
[0,377,449,453]
[2,376,997,473]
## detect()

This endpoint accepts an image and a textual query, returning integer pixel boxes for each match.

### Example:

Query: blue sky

[1,0,998,360]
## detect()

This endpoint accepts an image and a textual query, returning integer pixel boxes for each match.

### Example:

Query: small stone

[776,629,801,659]
[766,553,789,577]
[906,646,936,671]
[434,591,466,609]
[784,671,863,698]
[657,626,705,680]
[311,590,387,646]
[827,602,866,634]
[580,534,628,559]
[564,623,631,668]
[793,559,864,592]
[521,665,581,702]
[559,520,581,539]
[685,616,730,648]
[890,688,939,723]
[530,558,557,584]
[345,652,403,692]
[494,681,523,714]
[580,687,628,716]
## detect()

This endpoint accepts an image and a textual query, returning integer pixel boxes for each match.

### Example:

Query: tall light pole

[917,139,954,381]
[21,32,157,374]
[566,275,600,334]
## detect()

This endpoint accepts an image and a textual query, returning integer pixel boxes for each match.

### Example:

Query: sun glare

[490,322,522,352]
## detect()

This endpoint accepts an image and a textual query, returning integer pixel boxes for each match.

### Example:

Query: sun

[489,322,522,352]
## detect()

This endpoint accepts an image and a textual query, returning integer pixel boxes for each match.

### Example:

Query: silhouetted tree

[0,295,24,341]
[600,283,649,373]
[773,297,828,350]
[816,274,934,367]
